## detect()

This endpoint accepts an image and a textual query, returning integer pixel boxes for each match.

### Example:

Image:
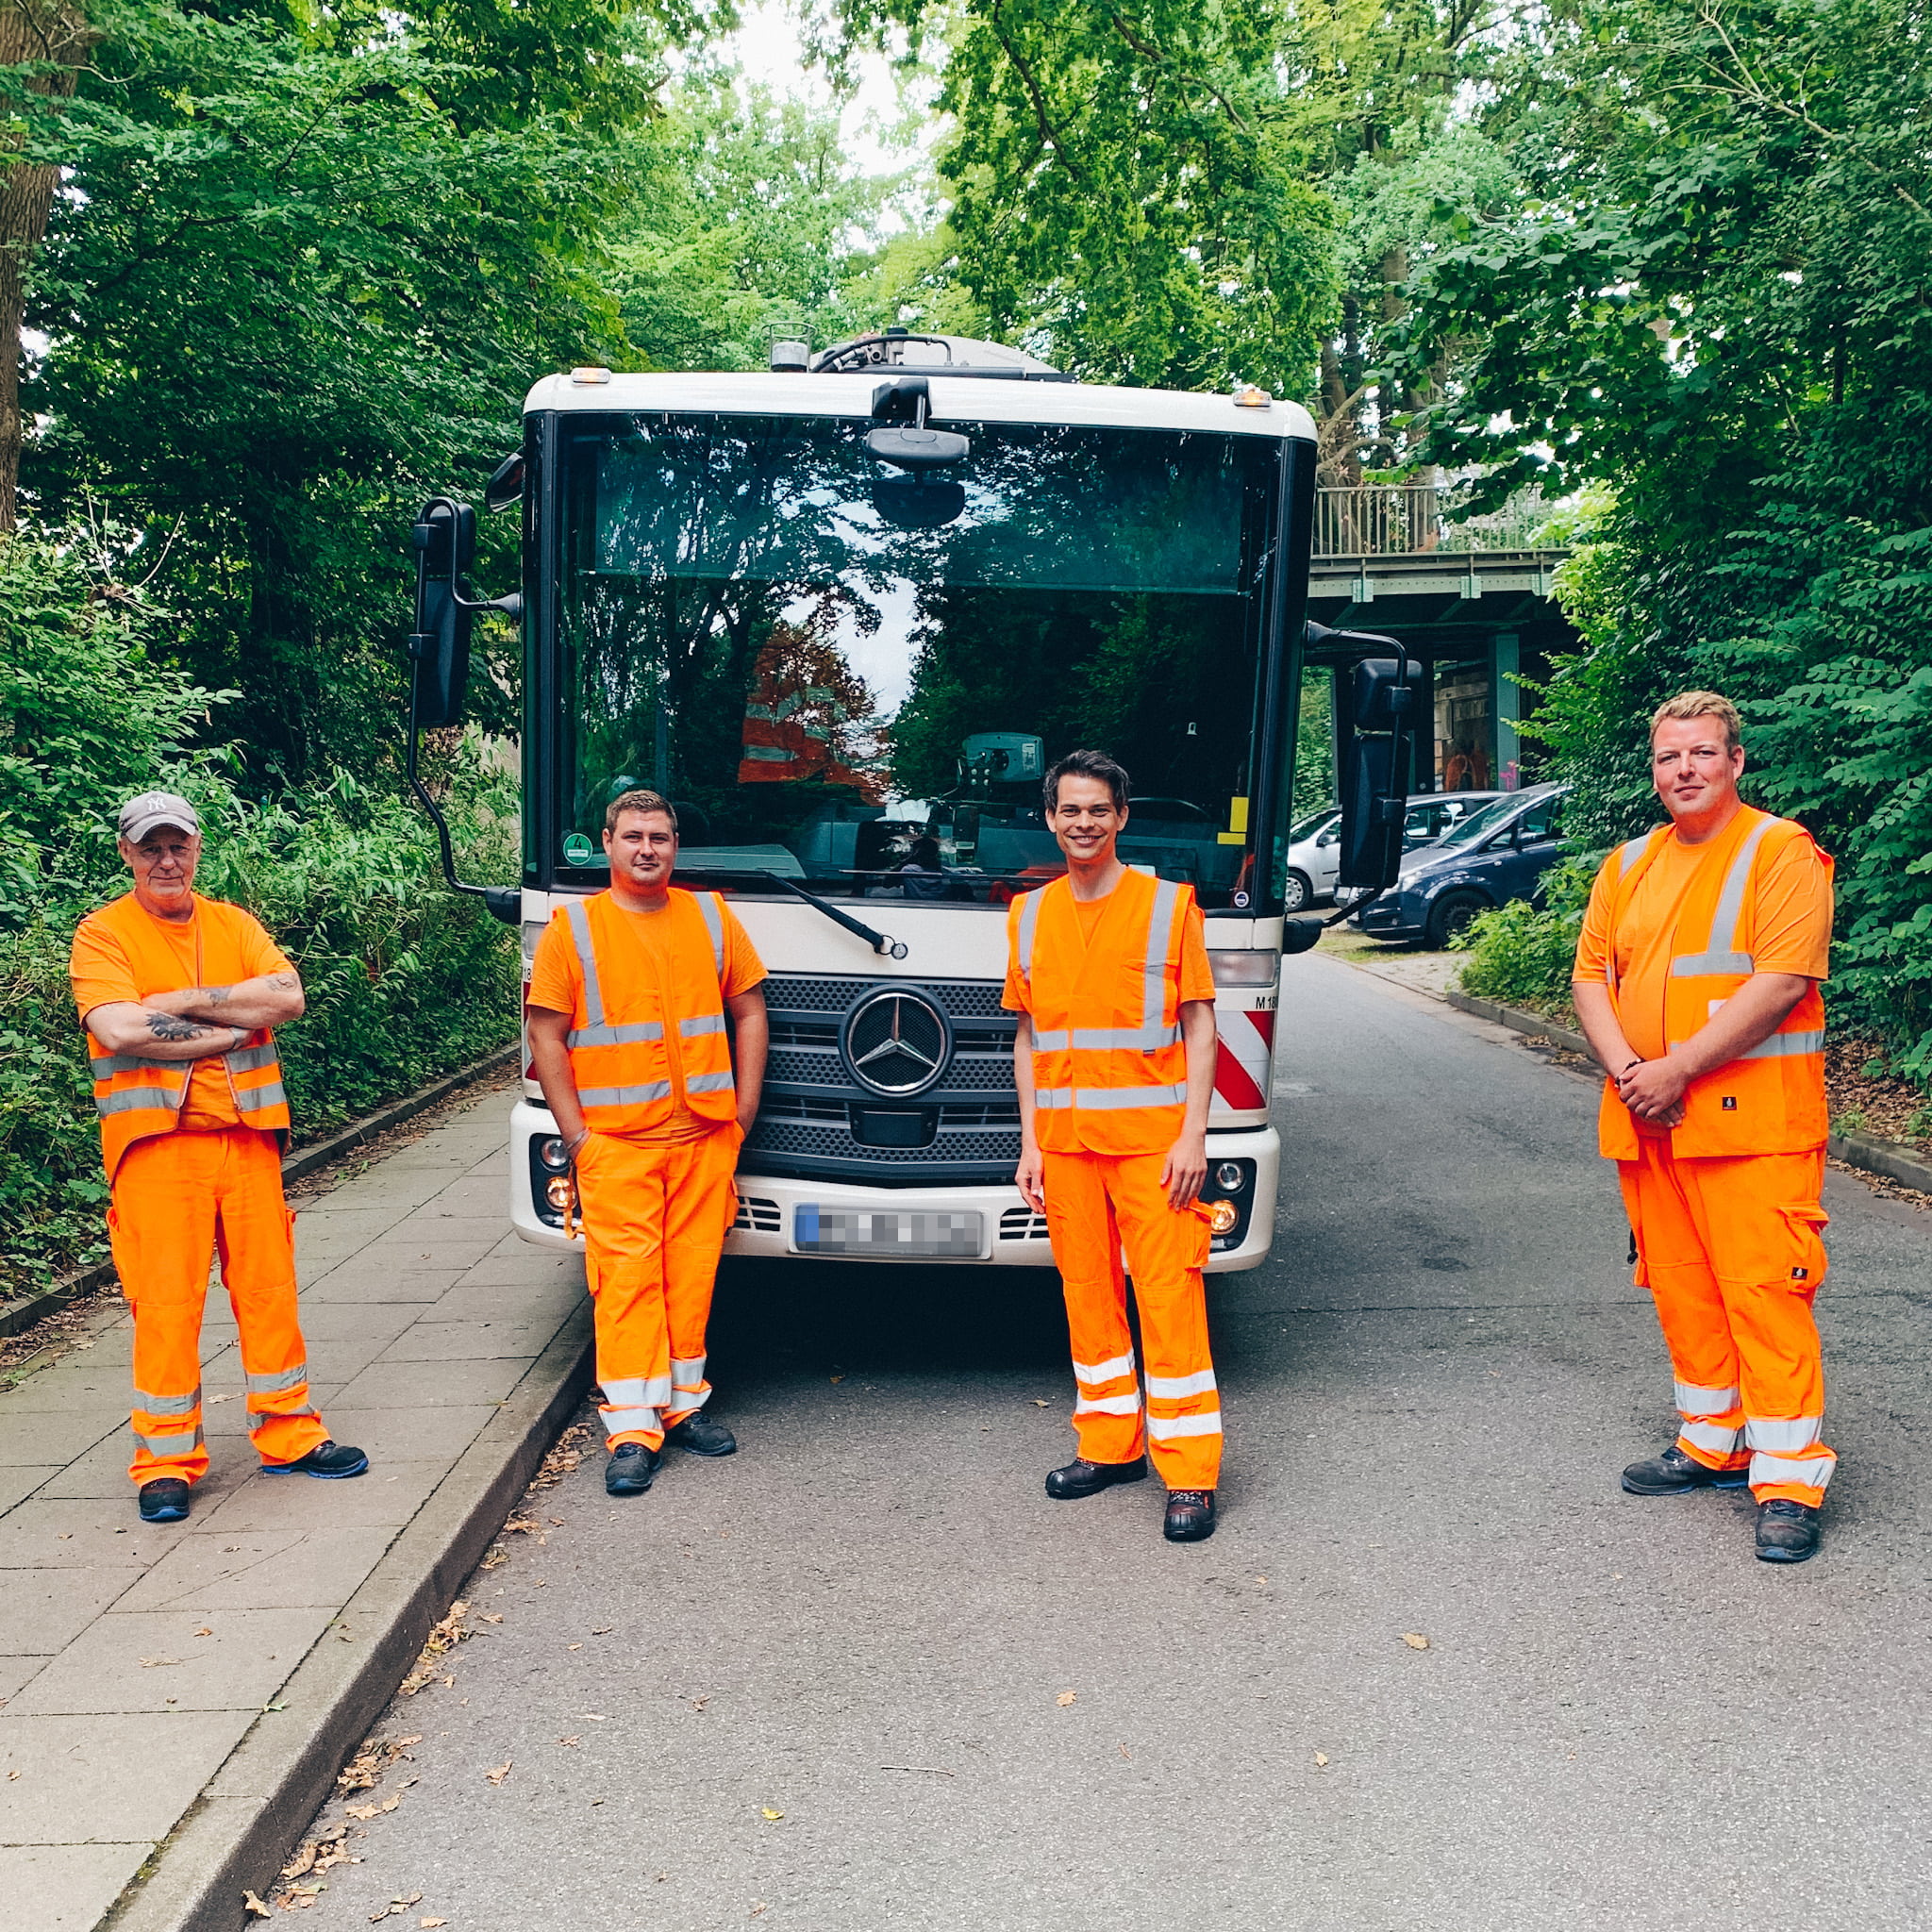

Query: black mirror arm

[403,644,520,927]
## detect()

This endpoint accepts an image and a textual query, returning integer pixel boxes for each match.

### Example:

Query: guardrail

[1315,485,1557,558]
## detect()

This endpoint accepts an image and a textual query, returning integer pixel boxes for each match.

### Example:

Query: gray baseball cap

[117,791,201,845]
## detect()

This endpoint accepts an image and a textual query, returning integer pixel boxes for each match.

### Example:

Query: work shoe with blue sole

[1621,1445,1750,1495]
[606,1441,661,1497]
[262,1441,370,1479]
[138,1478,192,1524]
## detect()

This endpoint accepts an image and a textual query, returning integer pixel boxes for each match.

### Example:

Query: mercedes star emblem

[842,988,951,1097]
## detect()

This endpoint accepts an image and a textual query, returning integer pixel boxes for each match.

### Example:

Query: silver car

[1298,791,1505,911]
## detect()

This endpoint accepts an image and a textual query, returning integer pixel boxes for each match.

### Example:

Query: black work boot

[663,1411,737,1457]
[1621,1444,1749,1496]
[262,1440,370,1479]
[1756,1498,1822,1563]
[606,1441,661,1497]
[1163,1490,1217,1541]
[138,1478,192,1524]
[1045,1456,1148,1501]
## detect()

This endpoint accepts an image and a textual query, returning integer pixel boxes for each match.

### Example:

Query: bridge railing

[1314,484,1557,557]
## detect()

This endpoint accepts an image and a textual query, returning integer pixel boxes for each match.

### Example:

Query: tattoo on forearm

[145,1011,215,1043]
[200,984,233,1007]
[267,973,297,991]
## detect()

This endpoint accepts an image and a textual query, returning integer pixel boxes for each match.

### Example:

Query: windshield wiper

[754,871,909,961]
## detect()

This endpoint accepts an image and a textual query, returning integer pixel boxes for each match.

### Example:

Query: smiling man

[1005,749,1224,1542]
[1571,693,1837,1564]
[72,791,367,1524]
[525,791,769,1497]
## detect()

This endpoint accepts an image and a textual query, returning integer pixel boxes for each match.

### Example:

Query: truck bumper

[508,1101,1277,1274]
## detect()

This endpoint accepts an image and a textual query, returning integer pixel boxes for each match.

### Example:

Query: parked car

[1350,783,1572,948]
[1310,791,1503,913]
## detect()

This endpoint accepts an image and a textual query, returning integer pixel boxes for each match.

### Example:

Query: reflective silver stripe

[1070,1025,1182,1051]
[92,1053,167,1076]
[234,1081,288,1113]
[684,1070,736,1094]
[246,1363,308,1396]
[668,1385,711,1411]
[567,1021,664,1047]
[697,891,725,976]
[1146,1409,1222,1441]
[1146,1368,1217,1399]
[602,1376,673,1407]
[1749,1450,1834,1491]
[133,1424,204,1457]
[1678,1418,1743,1455]
[1016,889,1042,976]
[1617,836,1650,878]
[1141,877,1181,1035]
[1075,1392,1143,1416]
[600,1407,661,1438]
[133,1388,200,1417]
[577,1082,675,1107]
[680,1013,726,1038]
[1671,815,1775,976]
[1744,1415,1824,1453]
[96,1083,186,1116]
[1742,1029,1825,1059]
[1070,1083,1188,1110]
[1034,1087,1073,1109]
[1674,1380,1740,1413]
[671,1356,708,1384]
[1031,1028,1069,1050]
[564,897,607,1028]
[1072,1351,1136,1383]
[225,1042,278,1074]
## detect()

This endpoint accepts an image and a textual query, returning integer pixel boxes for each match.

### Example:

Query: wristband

[565,1128,591,1158]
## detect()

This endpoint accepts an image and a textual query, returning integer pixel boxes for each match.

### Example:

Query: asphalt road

[291,957,1932,1932]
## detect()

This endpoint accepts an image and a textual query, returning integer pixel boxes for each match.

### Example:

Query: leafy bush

[0,535,517,1299]
[1452,858,1598,1022]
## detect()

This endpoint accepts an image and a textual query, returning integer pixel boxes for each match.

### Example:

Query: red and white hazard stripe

[1212,1008,1274,1117]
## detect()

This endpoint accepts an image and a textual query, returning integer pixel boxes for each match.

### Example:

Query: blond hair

[604,788,678,833]
[1650,691,1742,756]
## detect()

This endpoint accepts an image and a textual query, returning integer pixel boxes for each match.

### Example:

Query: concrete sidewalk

[0,1079,590,1932]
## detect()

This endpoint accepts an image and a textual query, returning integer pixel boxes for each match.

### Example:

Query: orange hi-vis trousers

[574,1124,741,1452]
[108,1126,329,1486]
[1620,1138,1836,1506]
[1041,1148,1221,1491]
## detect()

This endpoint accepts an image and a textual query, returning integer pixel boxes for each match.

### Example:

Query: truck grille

[753,974,1020,1185]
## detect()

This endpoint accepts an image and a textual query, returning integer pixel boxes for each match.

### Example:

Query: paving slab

[0,1074,593,1930]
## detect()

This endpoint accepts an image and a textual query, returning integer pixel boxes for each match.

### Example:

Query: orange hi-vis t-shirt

[1003,880,1217,1016]
[528,893,766,1143]
[1574,820,1832,1132]
[71,898,293,1132]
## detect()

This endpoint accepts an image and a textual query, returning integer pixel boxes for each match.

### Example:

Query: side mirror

[1281,918,1323,956]
[408,499,475,729]
[1335,650,1424,890]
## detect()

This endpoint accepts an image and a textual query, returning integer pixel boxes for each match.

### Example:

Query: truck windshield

[554,413,1283,907]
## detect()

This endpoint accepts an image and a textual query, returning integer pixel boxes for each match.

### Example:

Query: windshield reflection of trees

[570,417,1271,894]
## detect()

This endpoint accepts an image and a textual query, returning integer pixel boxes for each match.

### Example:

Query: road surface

[286,956,1932,1931]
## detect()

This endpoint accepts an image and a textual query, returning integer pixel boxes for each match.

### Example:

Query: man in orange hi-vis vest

[1004,749,1224,1543]
[525,790,769,1498]
[1573,692,1837,1564]
[71,792,368,1525]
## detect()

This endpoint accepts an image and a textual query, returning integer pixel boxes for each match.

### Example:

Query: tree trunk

[0,0,91,534]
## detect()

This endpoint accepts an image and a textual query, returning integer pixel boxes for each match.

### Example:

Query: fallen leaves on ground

[558,1736,581,1748]
[140,1657,182,1668]
[400,1604,471,1696]
[528,1421,590,1491]
[760,1807,784,1821]
[421,1920,447,1927]
[485,1762,512,1786]
[566,1642,583,1651]
[1056,1690,1077,1707]
[1033,1399,1049,1407]
[193,1626,214,1638]
[367,1895,423,1923]
[338,1736,420,1796]
[1314,1753,1330,1767]
[344,1793,403,1822]
[242,1891,273,1919]
[503,1517,537,1536]
[1401,1633,1430,1651]
[591,1624,613,1635]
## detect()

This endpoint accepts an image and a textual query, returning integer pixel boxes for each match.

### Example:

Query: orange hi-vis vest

[1598,806,1831,1161]
[1012,870,1193,1157]
[558,888,736,1135]
[84,893,291,1181]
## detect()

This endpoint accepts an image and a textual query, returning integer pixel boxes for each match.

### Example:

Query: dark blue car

[1351,783,1572,949]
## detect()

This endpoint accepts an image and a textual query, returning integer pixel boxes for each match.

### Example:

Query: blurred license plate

[792,1206,984,1258]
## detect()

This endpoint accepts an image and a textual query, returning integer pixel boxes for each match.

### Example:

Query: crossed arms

[84,971,306,1062]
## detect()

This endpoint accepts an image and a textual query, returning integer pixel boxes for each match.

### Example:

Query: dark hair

[605,788,679,833]
[1043,748,1130,813]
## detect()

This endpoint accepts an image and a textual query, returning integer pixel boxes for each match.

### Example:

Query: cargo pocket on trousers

[1778,1203,1830,1296]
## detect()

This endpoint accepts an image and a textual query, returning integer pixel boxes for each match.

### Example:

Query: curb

[0,1044,520,1341]
[1446,991,1932,1195]
[107,1302,594,1932]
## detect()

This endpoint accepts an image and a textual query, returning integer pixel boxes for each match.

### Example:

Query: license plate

[792,1206,984,1258]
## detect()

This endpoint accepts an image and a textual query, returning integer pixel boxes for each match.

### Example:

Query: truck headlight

[537,1135,572,1173]
[1205,1199,1241,1236]
[544,1174,578,1213]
